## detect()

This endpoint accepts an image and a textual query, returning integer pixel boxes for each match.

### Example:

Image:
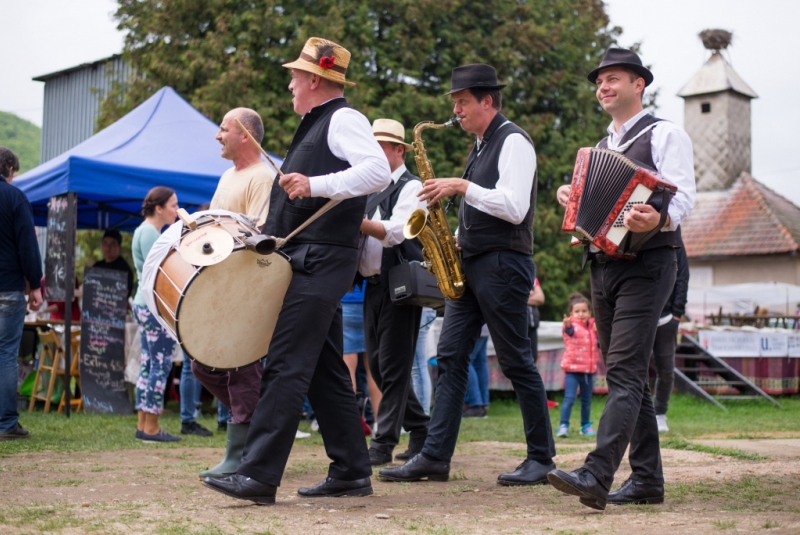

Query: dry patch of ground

[1,440,800,534]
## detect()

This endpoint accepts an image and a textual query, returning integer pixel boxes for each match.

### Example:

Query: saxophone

[403,118,466,300]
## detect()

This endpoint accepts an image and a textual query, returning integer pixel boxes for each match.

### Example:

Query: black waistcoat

[374,169,424,286]
[597,113,680,251]
[457,113,536,258]
[263,98,367,248]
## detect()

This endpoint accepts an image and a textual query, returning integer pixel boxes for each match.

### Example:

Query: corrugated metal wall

[39,57,133,163]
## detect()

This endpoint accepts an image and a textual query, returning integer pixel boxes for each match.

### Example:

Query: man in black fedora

[379,63,556,486]
[548,48,696,510]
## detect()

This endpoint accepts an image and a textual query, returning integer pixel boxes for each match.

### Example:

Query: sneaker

[310,419,320,432]
[580,423,596,437]
[295,429,311,439]
[139,429,182,443]
[217,420,228,432]
[656,414,669,433]
[556,424,568,438]
[135,429,143,439]
[0,423,31,440]
[462,406,488,418]
[181,421,213,437]
[547,399,559,409]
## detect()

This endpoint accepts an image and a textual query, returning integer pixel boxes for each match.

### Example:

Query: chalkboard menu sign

[80,267,131,414]
[45,195,69,301]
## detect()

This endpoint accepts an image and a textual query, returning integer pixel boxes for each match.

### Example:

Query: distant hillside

[0,111,41,173]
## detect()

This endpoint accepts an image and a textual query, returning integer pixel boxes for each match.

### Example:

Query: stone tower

[678,29,758,191]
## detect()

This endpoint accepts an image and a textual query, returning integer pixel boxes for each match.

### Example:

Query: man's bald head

[228,108,264,144]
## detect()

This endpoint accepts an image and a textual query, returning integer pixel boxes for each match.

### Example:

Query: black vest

[457,113,537,258]
[372,169,424,286]
[263,98,367,248]
[597,114,680,251]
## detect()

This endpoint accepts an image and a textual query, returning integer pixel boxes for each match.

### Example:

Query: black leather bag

[388,261,445,310]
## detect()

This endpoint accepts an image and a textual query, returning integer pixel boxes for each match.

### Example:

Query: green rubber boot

[199,422,249,479]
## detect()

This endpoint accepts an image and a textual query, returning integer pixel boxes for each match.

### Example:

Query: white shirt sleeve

[308,107,392,199]
[650,123,696,230]
[380,179,426,247]
[462,133,536,225]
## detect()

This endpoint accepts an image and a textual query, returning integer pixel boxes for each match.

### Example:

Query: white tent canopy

[687,282,800,320]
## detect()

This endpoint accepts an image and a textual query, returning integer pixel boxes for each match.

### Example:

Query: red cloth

[561,318,599,374]
[40,276,81,321]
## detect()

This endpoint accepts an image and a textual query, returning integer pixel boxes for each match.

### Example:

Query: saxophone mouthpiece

[444,117,461,127]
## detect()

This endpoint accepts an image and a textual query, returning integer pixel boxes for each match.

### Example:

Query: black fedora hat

[444,64,507,95]
[588,48,654,87]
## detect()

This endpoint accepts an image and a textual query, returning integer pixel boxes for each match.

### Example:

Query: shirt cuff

[308,176,327,198]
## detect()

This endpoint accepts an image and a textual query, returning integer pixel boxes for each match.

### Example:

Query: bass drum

[152,213,292,370]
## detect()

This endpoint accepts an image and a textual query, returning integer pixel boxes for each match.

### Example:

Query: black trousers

[237,243,371,486]
[584,247,677,490]
[652,318,679,415]
[422,251,555,463]
[364,282,428,454]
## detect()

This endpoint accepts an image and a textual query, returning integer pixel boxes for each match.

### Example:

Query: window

[701,102,711,113]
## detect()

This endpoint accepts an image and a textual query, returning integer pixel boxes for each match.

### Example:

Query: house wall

[689,254,800,287]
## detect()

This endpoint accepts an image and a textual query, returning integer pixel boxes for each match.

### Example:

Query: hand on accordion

[556,185,571,207]
[623,203,667,233]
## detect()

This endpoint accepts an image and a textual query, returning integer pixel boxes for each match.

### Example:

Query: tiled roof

[677,52,758,99]
[682,173,800,258]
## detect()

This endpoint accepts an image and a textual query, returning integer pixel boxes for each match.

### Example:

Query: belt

[365,275,381,285]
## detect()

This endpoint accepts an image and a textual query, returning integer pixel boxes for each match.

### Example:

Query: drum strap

[275,199,342,249]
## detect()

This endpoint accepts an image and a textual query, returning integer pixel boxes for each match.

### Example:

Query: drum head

[179,225,235,266]
[176,250,292,369]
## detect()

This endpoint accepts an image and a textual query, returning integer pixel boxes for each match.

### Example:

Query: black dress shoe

[378,453,450,482]
[202,473,277,505]
[497,459,556,486]
[547,468,608,510]
[395,435,426,461]
[297,477,373,497]
[394,447,419,461]
[369,448,393,466]
[608,478,664,505]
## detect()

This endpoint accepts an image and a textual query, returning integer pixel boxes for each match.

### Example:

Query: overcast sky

[1,0,798,204]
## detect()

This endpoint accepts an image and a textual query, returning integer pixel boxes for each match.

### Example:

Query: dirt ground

[2,439,800,534]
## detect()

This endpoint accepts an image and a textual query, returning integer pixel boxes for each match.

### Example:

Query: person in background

[652,239,689,433]
[409,307,437,420]
[38,276,81,322]
[133,186,181,443]
[341,280,377,437]
[0,147,43,440]
[557,293,599,438]
[528,277,544,360]
[463,328,489,418]
[93,229,134,299]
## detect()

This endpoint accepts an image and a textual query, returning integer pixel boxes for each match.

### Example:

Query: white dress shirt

[358,163,426,277]
[307,105,392,199]
[605,109,696,230]
[463,124,537,225]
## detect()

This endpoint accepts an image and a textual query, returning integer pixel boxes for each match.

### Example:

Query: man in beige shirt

[193,108,275,479]
[210,108,275,228]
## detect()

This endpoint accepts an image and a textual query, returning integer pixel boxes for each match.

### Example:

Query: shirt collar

[390,163,407,183]
[607,108,649,144]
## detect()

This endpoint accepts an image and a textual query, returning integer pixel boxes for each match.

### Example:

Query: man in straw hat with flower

[357,118,430,466]
[203,37,391,504]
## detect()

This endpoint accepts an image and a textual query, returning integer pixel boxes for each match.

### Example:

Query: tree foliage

[0,111,41,173]
[102,0,626,319]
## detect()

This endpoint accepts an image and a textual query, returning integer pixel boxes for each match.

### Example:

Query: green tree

[102,0,626,318]
[0,111,41,173]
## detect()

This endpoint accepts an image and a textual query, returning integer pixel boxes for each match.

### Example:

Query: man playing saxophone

[380,64,556,486]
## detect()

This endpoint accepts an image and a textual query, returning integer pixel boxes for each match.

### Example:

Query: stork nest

[699,29,733,51]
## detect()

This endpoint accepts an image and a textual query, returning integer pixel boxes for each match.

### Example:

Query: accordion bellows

[562,148,677,258]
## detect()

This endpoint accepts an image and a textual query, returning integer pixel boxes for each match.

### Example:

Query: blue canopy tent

[14,86,282,416]
[15,86,283,230]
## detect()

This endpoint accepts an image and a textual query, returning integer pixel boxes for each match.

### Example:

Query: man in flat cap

[358,118,429,466]
[204,37,391,504]
[548,48,696,510]
[380,63,556,487]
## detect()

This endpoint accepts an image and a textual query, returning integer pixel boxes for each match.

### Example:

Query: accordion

[562,147,678,258]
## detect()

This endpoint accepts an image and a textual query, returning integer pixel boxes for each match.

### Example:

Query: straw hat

[372,119,413,151]
[282,37,356,87]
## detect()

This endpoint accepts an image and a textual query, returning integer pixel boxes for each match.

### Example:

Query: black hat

[444,64,507,95]
[103,229,122,245]
[588,48,654,87]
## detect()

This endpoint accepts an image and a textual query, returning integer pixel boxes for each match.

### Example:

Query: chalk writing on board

[79,267,131,414]
[44,195,69,301]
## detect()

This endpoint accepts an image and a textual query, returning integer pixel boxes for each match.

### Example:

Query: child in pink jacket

[557,293,600,438]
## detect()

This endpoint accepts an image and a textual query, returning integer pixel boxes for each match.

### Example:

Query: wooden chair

[28,329,82,414]
[57,333,83,414]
